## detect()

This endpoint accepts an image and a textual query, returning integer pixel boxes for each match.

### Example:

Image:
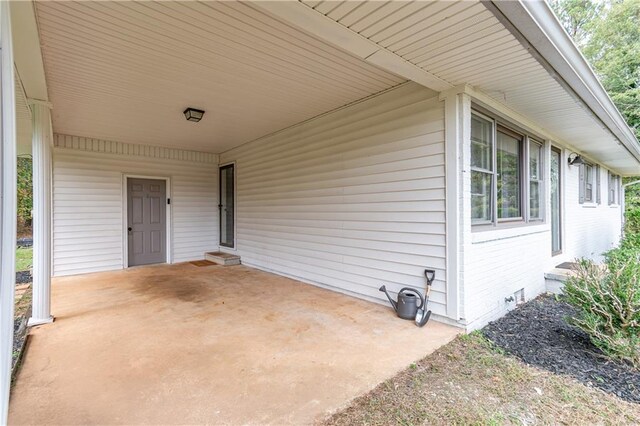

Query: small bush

[564,238,640,367]
[620,232,640,251]
[625,208,640,236]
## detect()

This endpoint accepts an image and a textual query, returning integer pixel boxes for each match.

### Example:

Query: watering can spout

[379,285,398,313]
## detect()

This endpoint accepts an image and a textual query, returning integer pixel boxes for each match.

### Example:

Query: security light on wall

[183,108,205,122]
[568,152,585,166]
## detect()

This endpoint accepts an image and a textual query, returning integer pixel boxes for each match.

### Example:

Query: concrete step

[544,268,573,294]
[205,251,241,266]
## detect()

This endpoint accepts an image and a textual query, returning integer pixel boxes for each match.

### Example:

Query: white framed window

[471,113,494,224]
[471,110,544,227]
[496,126,523,221]
[609,172,620,205]
[529,140,544,220]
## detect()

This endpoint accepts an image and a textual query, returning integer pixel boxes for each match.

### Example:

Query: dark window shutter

[579,164,585,204]
[596,165,601,204]
[608,171,614,205]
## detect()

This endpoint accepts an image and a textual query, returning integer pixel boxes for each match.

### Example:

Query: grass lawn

[16,247,32,272]
[323,334,640,425]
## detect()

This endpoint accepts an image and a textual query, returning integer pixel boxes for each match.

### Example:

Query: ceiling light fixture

[183,107,205,122]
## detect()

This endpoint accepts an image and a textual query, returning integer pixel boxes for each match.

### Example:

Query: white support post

[442,90,471,321]
[28,100,54,327]
[0,1,17,422]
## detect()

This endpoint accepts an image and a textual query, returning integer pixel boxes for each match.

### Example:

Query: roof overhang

[11,1,50,155]
[253,1,453,92]
[486,0,640,172]
[15,0,640,174]
[255,0,640,175]
[11,1,48,102]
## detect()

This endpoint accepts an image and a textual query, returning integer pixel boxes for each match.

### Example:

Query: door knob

[128,227,132,232]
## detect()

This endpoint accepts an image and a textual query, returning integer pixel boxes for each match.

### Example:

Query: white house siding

[52,134,218,276]
[218,83,451,318]
[560,160,622,262]
[461,143,622,330]
[463,226,551,330]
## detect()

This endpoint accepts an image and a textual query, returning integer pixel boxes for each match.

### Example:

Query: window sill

[581,203,598,208]
[471,223,549,244]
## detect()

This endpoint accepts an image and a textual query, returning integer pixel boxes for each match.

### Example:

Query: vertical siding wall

[462,144,622,330]
[219,83,450,318]
[52,135,218,276]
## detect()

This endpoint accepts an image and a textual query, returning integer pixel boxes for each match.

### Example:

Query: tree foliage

[551,0,640,139]
[17,156,32,227]
[584,0,640,139]
[549,0,603,49]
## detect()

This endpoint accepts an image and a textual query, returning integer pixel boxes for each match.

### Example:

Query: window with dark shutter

[579,163,596,204]
[596,165,601,204]
[578,164,585,204]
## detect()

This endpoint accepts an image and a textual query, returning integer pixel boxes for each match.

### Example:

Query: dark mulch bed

[12,312,29,370]
[15,271,32,284]
[16,238,32,248]
[482,294,640,403]
[12,286,31,381]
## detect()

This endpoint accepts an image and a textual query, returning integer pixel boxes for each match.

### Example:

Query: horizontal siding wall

[220,83,450,317]
[52,134,218,276]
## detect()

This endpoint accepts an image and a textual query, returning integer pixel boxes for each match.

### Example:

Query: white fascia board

[487,0,640,165]
[251,1,453,92]
[11,1,48,102]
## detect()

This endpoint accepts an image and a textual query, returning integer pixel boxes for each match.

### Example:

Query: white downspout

[0,1,17,422]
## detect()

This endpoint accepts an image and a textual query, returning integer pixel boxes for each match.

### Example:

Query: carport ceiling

[35,1,405,153]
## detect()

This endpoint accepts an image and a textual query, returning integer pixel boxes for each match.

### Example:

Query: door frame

[122,174,172,268]
[218,162,237,251]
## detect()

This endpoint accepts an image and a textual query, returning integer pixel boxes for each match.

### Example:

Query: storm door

[219,164,235,248]
[550,147,562,255]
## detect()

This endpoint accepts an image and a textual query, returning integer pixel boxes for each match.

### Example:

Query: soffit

[35,1,405,153]
[302,0,638,174]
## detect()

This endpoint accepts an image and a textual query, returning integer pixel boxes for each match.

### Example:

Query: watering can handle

[424,269,435,285]
[398,287,423,309]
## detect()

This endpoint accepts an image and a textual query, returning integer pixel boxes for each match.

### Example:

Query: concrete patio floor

[9,263,460,425]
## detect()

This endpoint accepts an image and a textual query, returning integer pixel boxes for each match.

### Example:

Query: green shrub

[16,156,32,225]
[620,232,640,251]
[625,208,640,236]
[564,238,640,367]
